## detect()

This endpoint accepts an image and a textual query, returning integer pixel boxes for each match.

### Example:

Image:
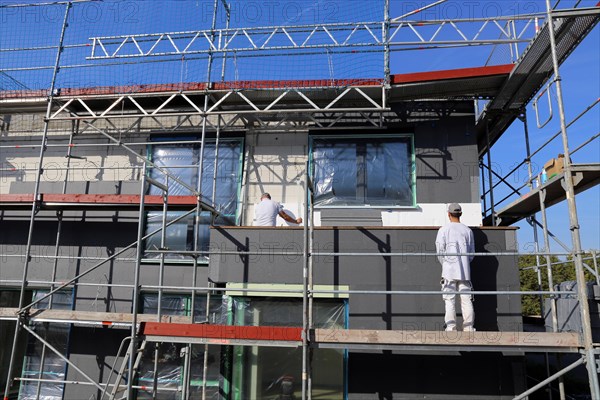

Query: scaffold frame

[1,0,600,399]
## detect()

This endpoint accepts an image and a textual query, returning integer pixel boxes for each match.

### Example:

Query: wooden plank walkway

[0,307,192,325]
[314,328,582,353]
[0,308,582,352]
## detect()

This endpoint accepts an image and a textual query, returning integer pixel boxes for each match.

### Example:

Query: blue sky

[1,0,598,251]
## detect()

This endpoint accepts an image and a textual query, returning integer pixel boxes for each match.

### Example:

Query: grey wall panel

[414,115,479,204]
[0,219,210,313]
[209,227,521,332]
[63,327,129,400]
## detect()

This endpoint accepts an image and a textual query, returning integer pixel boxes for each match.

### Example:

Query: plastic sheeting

[19,291,72,400]
[230,297,346,399]
[148,141,241,216]
[146,141,242,259]
[136,295,346,399]
[231,297,346,329]
[141,293,225,324]
[312,137,413,207]
[144,211,211,260]
[138,294,226,400]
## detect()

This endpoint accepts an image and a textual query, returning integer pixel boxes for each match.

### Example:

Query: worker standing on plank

[435,203,476,332]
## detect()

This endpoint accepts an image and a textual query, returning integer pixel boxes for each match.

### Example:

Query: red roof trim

[390,64,514,85]
[141,323,303,341]
[1,65,514,99]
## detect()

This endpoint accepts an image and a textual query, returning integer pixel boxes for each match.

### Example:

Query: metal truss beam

[86,14,551,60]
[46,86,387,122]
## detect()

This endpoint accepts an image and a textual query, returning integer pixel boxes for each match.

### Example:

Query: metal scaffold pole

[126,163,148,400]
[383,0,391,90]
[301,161,310,400]
[485,122,496,226]
[521,111,559,400]
[2,4,72,400]
[544,0,600,397]
[152,174,169,399]
[522,110,565,400]
[307,170,315,398]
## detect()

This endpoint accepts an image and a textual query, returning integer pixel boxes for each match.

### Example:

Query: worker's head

[261,193,272,200]
[447,203,462,220]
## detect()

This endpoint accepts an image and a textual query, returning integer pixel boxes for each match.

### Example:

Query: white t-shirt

[435,222,475,281]
[254,199,284,226]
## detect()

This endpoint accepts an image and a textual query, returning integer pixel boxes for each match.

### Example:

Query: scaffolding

[1,0,600,399]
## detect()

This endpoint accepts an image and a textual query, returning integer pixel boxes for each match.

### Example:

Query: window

[145,139,243,260]
[311,135,415,207]
[19,291,73,400]
[136,294,347,399]
[227,297,347,400]
[0,291,28,400]
[137,293,224,400]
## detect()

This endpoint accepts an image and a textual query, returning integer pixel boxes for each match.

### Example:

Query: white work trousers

[441,279,474,331]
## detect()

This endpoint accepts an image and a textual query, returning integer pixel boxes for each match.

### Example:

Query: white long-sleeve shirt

[435,222,475,281]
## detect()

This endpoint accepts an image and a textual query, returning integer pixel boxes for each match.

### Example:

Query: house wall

[208,225,524,399]
[209,226,521,332]
[0,102,524,399]
[242,113,482,227]
[2,105,481,228]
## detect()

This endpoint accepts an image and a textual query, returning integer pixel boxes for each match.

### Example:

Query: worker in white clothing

[435,203,476,332]
[254,193,302,226]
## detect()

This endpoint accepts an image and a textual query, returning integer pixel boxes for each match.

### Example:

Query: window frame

[143,136,245,264]
[309,134,416,209]
[223,284,349,400]
[18,290,74,400]
[137,292,223,396]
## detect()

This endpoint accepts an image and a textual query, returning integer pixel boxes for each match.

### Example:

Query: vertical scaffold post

[383,0,391,90]
[485,122,496,226]
[301,162,310,400]
[539,188,565,400]
[381,0,391,127]
[2,4,72,400]
[521,111,562,400]
[307,169,315,398]
[34,120,78,400]
[192,2,221,399]
[480,160,487,219]
[127,163,147,400]
[220,0,231,81]
[544,1,600,397]
[152,175,169,399]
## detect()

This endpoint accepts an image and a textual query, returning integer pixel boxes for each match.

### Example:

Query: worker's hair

[261,193,271,200]
[449,212,462,218]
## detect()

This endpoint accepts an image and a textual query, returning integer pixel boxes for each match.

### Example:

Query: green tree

[519,252,599,316]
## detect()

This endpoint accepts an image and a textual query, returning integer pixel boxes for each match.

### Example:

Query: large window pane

[313,142,357,205]
[230,297,346,400]
[199,142,242,217]
[312,136,414,207]
[19,291,72,400]
[145,139,242,259]
[137,294,224,400]
[366,141,412,205]
[149,146,196,196]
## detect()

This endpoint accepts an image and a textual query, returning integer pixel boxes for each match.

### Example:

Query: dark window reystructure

[144,139,243,260]
[311,135,415,207]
